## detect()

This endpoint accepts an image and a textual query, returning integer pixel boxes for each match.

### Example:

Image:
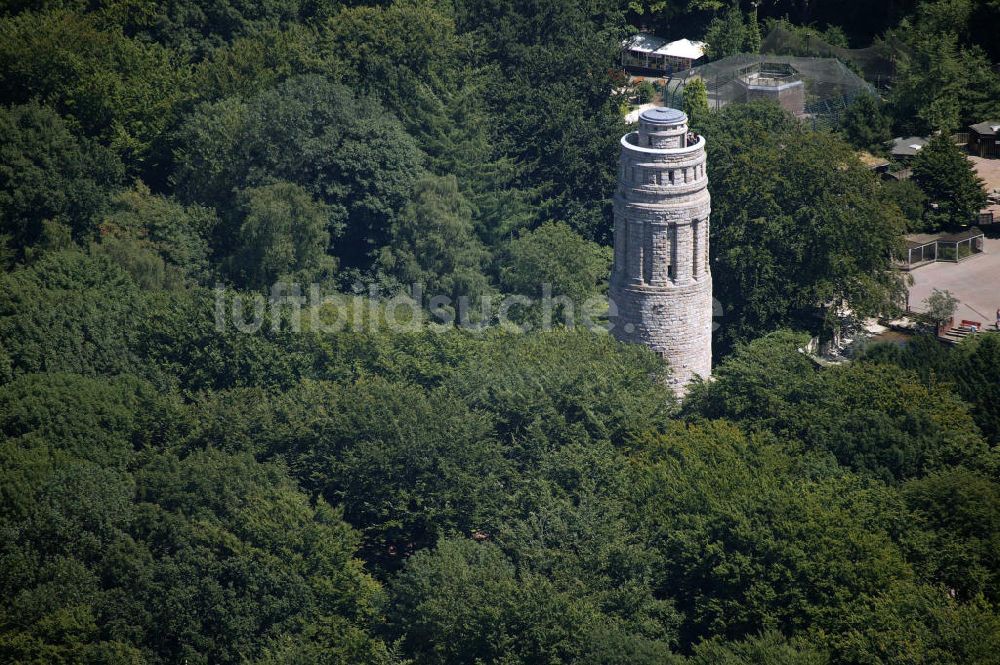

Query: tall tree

[0,9,191,171]
[704,1,747,59]
[701,103,906,349]
[0,103,124,260]
[683,77,710,129]
[98,184,217,287]
[453,0,627,241]
[232,181,335,288]
[499,221,612,326]
[172,76,424,270]
[911,134,987,229]
[889,27,1000,134]
[840,93,892,153]
[376,174,492,305]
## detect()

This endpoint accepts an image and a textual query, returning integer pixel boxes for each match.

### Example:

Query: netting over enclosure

[760,25,909,87]
[665,54,875,129]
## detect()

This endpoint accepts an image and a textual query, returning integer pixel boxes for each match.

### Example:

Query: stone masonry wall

[610,108,713,395]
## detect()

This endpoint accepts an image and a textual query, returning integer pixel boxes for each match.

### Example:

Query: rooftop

[858,151,890,169]
[890,136,928,156]
[624,33,668,54]
[970,121,1000,136]
[623,34,706,61]
[940,227,984,242]
[905,228,984,249]
[738,62,800,88]
[640,106,687,125]
[905,233,940,249]
[658,38,706,60]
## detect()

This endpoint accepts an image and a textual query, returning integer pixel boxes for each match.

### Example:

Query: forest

[1,0,1000,663]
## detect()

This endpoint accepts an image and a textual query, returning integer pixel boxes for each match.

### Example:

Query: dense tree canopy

[701,103,906,350]
[0,103,125,261]
[2,0,1000,662]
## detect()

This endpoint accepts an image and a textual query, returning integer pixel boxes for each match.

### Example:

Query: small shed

[979,203,999,225]
[890,136,928,161]
[969,121,1000,158]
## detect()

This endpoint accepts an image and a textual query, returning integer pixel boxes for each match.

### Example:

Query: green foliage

[744,5,762,54]
[455,0,626,240]
[685,330,818,422]
[636,80,657,103]
[231,181,336,287]
[902,469,1000,602]
[376,174,492,305]
[626,0,722,25]
[864,331,1000,445]
[704,1,757,59]
[688,331,995,482]
[387,538,599,664]
[690,631,829,664]
[827,581,1000,664]
[109,0,332,59]
[499,221,612,322]
[172,75,424,270]
[249,378,506,567]
[911,134,988,229]
[683,78,710,129]
[889,26,1000,133]
[701,103,906,349]
[635,420,911,644]
[0,103,124,260]
[445,330,674,449]
[922,288,959,326]
[324,0,462,116]
[3,1,1000,662]
[97,183,216,287]
[0,371,386,664]
[840,93,892,153]
[0,9,191,169]
[0,250,145,378]
[193,25,334,101]
[948,334,1000,443]
[882,178,928,231]
[128,449,384,663]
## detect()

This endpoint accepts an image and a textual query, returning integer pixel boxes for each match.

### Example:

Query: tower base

[610,277,713,395]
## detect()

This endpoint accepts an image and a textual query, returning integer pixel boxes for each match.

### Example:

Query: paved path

[908,237,1000,325]
[624,103,657,124]
[970,155,1000,195]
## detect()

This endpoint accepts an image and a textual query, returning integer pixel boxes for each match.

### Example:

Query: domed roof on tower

[639,107,687,125]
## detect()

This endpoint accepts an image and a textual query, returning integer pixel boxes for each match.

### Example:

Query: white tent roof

[624,34,668,54]
[623,35,706,61]
[655,38,706,60]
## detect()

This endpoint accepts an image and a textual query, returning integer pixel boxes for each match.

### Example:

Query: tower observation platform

[610,107,713,395]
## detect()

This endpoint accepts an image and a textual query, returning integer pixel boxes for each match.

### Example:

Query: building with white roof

[622,34,706,74]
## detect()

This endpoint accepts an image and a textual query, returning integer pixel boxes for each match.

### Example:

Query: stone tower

[610,107,712,394]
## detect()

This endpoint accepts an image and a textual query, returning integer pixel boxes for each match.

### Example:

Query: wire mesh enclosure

[667,54,875,129]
